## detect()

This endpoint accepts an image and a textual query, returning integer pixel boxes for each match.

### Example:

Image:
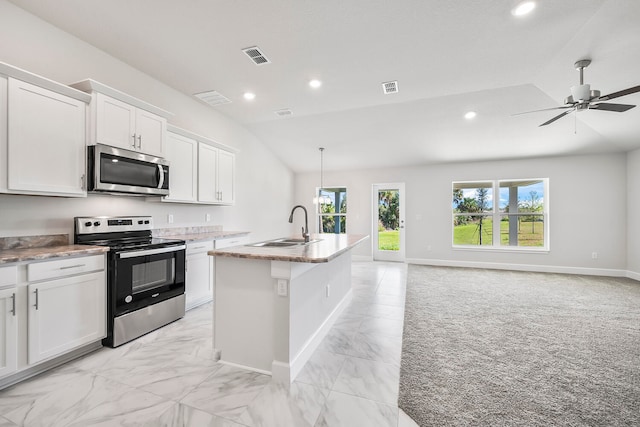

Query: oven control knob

[84,221,92,227]
[138,220,143,225]
[125,295,133,303]
[93,221,101,226]
[144,220,150,224]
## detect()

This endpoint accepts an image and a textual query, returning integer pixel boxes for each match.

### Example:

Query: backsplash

[0,234,69,250]
[152,225,223,237]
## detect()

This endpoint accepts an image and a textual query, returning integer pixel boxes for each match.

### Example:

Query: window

[317,187,347,233]
[452,179,548,249]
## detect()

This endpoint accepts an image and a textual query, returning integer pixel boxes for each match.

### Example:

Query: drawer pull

[192,246,206,250]
[151,293,160,298]
[34,288,39,310]
[60,264,85,270]
[10,293,16,316]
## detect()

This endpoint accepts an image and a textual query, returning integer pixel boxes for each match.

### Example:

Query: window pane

[453,215,493,245]
[319,215,346,233]
[500,214,544,247]
[318,188,347,214]
[499,180,544,213]
[452,184,493,214]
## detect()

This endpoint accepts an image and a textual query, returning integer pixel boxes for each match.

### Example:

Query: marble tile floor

[0,261,413,427]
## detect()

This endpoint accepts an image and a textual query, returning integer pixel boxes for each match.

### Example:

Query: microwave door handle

[157,164,165,189]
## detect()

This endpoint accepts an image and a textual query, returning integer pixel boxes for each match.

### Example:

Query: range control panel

[75,216,154,235]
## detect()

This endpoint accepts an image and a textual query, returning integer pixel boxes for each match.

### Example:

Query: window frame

[452,178,549,252]
[315,186,347,234]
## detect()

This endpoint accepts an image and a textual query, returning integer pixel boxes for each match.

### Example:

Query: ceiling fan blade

[512,105,573,116]
[539,109,573,126]
[589,103,636,112]
[597,85,640,101]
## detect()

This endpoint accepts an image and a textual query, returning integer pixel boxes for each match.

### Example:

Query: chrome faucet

[288,205,310,243]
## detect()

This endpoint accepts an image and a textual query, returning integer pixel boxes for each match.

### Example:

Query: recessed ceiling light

[243,92,256,101]
[309,79,322,89]
[511,1,535,16]
[464,111,477,120]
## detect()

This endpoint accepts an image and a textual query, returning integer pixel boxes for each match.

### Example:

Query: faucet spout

[288,205,310,243]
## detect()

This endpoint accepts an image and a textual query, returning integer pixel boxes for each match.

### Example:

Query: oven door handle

[118,245,186,259]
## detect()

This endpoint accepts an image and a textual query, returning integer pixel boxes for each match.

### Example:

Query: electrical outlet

[277,279,288,297]
[592,252,598,259]
[205,213,211,222]
[326,284,330,297]
[167,214,174,224]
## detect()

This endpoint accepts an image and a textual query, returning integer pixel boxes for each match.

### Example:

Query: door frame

[372,183,405,262]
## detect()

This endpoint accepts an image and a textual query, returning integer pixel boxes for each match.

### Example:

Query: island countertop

[208,233,368,263]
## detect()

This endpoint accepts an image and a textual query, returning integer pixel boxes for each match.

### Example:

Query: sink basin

[248,238,322,248]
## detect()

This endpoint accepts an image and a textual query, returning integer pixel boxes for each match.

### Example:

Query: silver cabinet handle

[137,134,142,149]
[34,288,39,310]
[132,133,137,148]
[10,293,15,316]
[191,246,206,250]
[60,264,85,270]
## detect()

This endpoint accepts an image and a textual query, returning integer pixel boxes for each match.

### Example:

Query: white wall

[0,1,294,241]
[296,153,629,274]
[627,148,640,279]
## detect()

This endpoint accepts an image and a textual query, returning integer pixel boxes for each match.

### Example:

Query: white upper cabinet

[164,125,237,205]
[164,131,198,203]
[198,142,219,203]
[71,79,171,158]
[218,149,235,205]
[5,78,87,197]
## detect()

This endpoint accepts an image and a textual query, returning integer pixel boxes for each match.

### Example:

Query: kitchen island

[208,233,368,383]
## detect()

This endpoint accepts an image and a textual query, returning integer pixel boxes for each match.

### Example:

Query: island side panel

[289,251,352,363]
[214,256,275,373]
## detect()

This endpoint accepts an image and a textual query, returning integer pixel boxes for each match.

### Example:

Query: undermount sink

[248,238,322,248]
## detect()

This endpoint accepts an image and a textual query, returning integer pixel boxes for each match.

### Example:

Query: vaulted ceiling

[9,0,640,172]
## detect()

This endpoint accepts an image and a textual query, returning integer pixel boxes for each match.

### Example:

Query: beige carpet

[399,265,640,426]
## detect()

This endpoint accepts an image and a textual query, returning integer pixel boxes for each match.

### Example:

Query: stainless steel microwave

[88,144,170,196]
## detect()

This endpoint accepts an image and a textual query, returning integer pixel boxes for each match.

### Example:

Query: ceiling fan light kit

[516,58,640,126]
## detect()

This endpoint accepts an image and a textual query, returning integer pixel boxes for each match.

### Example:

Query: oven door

[113,245,185,315]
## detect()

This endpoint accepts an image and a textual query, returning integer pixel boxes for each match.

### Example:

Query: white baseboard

[626,270,640,281]
[406,258,629,278]
[217,359,272,376]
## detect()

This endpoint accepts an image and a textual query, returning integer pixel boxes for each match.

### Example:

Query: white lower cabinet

[0,286,17,379]
[185,241,214,310]
[27,271,105,364]
[0,255,106,384]
[215,235,250,250]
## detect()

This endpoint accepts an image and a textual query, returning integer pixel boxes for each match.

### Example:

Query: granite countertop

[0,244,109,265]
[208,234,368,263]
[159,230,250,242]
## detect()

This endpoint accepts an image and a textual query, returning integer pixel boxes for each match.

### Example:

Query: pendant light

[317,147,331,205]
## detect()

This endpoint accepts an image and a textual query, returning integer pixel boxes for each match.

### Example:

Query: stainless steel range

[74,216,186,347]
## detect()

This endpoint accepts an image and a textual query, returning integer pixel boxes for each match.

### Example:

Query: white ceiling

[9,0,640,172]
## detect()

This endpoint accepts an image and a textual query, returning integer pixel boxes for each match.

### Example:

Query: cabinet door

[0,76,7,193]
[135,108,166,157]
[218,150,235,205]
[185,243,214,310]
[7,79,86,196]
[95,93,137,151]
[0,287,17,379]
[165,132,198,202]
[28,271,106,364]
[198,143,218,203]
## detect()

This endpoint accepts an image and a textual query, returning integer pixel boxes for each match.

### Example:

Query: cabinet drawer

[186,241,214,255]
[0,265,17,287]
[215,235,249,249]
[28,255,104,282]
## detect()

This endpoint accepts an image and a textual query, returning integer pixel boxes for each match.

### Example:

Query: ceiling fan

[517,59,640,126]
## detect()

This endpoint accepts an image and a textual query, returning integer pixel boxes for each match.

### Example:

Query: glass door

[372,183,405,262]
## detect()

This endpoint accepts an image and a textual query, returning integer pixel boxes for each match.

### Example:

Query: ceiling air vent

[382,80,399,94]
[275,108,293,117]
[242,46,271,65]
[194,90,232,106]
